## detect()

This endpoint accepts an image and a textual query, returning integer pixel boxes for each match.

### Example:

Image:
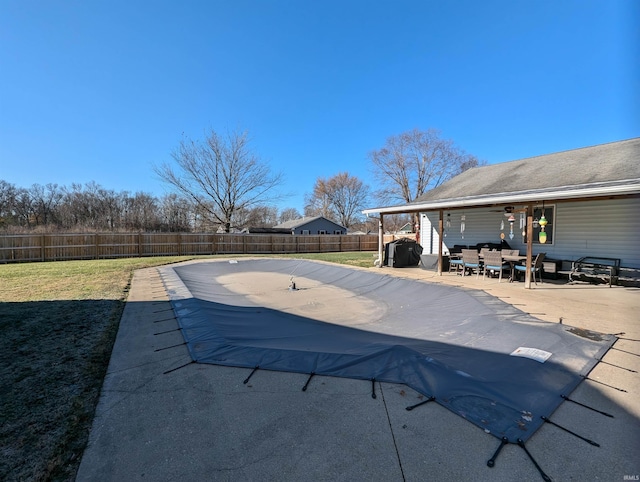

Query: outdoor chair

[447,245,465,274]
[482,251,510,282]
[515,253,546,284]
[448,255,464,274]
[502,249,520,257]
[461,249,481,278]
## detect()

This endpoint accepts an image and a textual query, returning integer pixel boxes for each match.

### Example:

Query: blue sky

[1,0,638,212]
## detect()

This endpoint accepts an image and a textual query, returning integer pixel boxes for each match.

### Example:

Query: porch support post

[525,203,534,289]
[378,214,384,268]
[438,210,444,275]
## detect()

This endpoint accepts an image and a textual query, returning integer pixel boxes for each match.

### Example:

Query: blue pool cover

[159,258,615,443]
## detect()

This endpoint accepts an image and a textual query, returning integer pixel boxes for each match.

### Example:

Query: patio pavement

[76,260,640,482]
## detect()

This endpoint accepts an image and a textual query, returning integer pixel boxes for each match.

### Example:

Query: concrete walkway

[76,261,640,481]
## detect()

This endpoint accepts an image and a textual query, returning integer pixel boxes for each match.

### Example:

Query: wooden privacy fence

[0,233,380,264]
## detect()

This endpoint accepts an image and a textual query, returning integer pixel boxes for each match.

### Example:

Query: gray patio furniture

[461,249,481,278]
[515,252,546,284]
[482,251,510,282]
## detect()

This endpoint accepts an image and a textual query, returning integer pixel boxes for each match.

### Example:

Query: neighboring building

[273,216,347,235]
[363,138,640,269]
[397,222,414,234]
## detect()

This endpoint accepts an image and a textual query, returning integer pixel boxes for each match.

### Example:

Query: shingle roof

[273,216,345,230]
[363,138,640,214]
[415,137,640,203]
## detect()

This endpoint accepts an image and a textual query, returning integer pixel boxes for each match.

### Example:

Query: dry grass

[0,252,376,481]
[0,257,193,481]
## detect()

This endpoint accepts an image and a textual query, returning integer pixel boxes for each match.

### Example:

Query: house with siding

[363,138,640,278]
[274,216,347,235]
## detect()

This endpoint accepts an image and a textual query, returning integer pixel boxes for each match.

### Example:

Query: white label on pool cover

[510,347,552,363]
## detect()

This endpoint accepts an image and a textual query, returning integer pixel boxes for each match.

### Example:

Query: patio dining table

[502,254,527,282]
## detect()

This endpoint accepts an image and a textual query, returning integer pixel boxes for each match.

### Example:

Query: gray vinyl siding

[419,197,640,268]
[293,218,346,235]
[550,198,640,268]
[421,209,505,254]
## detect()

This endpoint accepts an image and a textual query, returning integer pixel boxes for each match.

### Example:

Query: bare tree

[155,129,285,233]
[305,172,370,229]
[12,188,34,228]
[123,192,158,231]
[304,178,334,219]
[237,205,279,229]
[326,172,369,228]
[279,207,301,223]
[29,183,63,226]
[159,194,193,232]
[368,128,483,205]
[0,180,18,228]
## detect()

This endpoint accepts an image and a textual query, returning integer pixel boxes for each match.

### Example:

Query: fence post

[40,234,46,262]
[94,234,99,259]
[177,233,182,256]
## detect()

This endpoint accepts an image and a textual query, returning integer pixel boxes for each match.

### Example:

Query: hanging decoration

[508,214,516,240]
[538,204,548,243]
[520,213,526,238]
[444,213,451,237]
[460,214,466,239]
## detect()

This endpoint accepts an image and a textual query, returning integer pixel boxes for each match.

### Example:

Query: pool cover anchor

[561,395,614,418]
[583,375,627,392]
[243,366,260,384]
[163,360,194,375]
[154,342,186,352]
[371,378,377,399]
[405,396,435,411]
[154,327,182,335]
[302,372,315,391]
[598,359,637,373]
[486,436,509,468]
[517,438,552,482]
[540,416,600,447]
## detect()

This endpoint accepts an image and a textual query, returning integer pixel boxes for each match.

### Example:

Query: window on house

[318,230,327,235]
[532,205,555,245]
[302,229,310,235]
[334,230,342,234]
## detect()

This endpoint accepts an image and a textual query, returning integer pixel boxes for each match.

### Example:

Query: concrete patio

[76,259,640,482]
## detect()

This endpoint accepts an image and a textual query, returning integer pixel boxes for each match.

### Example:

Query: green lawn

[0,252,376,481]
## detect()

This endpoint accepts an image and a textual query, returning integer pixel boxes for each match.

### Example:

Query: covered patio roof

[362,138,640,288]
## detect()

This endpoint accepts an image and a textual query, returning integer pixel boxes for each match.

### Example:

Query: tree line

[1,128,483,234]
[0,180,304,233]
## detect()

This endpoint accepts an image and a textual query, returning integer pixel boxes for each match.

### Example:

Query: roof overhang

[362,179,640,216]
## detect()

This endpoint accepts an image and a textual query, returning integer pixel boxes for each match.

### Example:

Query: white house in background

[273,216,347,235]
[363,138,640,270]
[396,222,415,235]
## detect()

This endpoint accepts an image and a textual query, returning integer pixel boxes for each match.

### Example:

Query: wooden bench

[569,256,621,287]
